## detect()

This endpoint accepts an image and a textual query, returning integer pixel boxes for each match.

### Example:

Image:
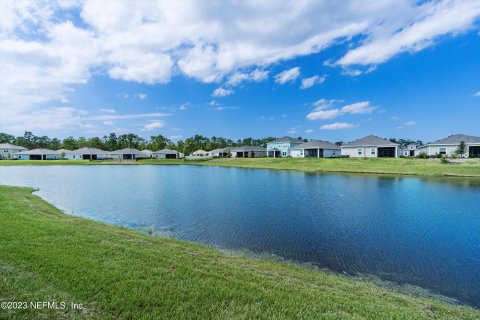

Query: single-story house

[152,148,178,159]
[231,146,266,158]
[14,149,61,160]
[0,143,27,159]
[210,147,231,158]
[71,147,109,160]
[267,136,304,158]
[290,140,340,158]
[141,149,153,158]
[341,135,401,158]
[191,149,210,157]
[110,148,146,160]
[402,144,421,157]
[416,134,480,158]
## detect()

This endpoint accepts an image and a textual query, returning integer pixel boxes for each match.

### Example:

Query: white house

[341,135,401,158]
[0,143,27,159]
[140,149,153,158]
[417,134,480,158]
[402,144,420,157]
[290,140,340,158]
[14,149,61,160]
[71,147,110,160]
[110,148,146,160]
[210,147,231,158]
[266,136,304,158]
[152,148,178,159]
[231,146,266,158]
[191,149,210,157]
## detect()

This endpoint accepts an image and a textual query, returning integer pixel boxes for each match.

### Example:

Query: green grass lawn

[3,157,479,177]
[1,185,479,319]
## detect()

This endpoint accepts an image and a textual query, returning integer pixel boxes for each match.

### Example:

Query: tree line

[1,132,423,156]
[0,132,281,155]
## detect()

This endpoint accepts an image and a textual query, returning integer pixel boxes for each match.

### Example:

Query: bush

[416,152,428,159]
[450,152,458,159]
[440,157,450,164]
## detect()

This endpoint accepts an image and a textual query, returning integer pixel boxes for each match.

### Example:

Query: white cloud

[306,109,342,120]
[287,126,300,134]
[124,93,147,100]
[212,87,233,97]
[169,135,182,140]
[405,120,416,126]
[143,120,164,131]
[215,106,238,111]
[312,99,338,110]
[179,102,192,110]
[300,75,326,89]
[305,129,314,133]
[320,122,358,130]
[275,67,300,84]
[474,91,480,97]
[341,101,375,114]
[226,68,269,86]
[87,113,172,121]
[2,0,480,132]
[337,1,480,67]
[99,108,115,113]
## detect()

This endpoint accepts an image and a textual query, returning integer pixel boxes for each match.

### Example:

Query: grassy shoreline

[1,157,480,177]
[1,185,479,319]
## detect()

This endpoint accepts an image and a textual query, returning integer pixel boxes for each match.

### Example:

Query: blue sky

[0,0,479,143]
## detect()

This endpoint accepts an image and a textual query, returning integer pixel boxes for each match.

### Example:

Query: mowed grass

[2,157,480,177]
[1,186,479,319]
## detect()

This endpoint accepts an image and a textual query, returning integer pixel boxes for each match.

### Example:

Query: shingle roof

[292,140,340,150]
[210,147,231,153]
[0,143,27,150]
[153,148,177,154]
[14,148,60,155]
[269,136,304,144]
[192,149,208,154]
[231,146,266,152]
[111,148,143,154]
[342,135,398,147]
[429,134,480,145]
[73,147,107,154]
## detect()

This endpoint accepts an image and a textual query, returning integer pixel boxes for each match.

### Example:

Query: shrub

[440,157,450,164]
[416,152,428,159]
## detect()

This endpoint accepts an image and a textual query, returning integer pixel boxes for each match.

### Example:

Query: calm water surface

[1,165,479,307]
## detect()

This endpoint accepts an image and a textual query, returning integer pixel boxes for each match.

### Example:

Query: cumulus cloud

[226,68,269,86]
[143,120,164,131]
[99,108,116,113]
[320,122,358,130]
[307,100,375,120]
[300,75,326,89]
[274,67,300,84]
[2,0,480,132]
[212,88,233,97]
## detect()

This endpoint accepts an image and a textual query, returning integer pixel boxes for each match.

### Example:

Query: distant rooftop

[231,146,266,152]
[0,143,27,150]
[111,148,143,154]
[73,147,107,154]
[429,134,480,145]
[342,135,399,147]
[269,136,304,144]
[14,148,60,155]
[292,140,340,150]
[153,148,177,154]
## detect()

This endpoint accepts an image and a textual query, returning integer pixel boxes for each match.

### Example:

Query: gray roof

[0,143,27,150]
[343,135,399,147]
[429,134,480,145]
[210,147,231,153]
[141,149,153,153]
[14,148,60,155]
[153,148,178,154]
[269,136,304,144]
[73,147,107,154]
[231,146,266,152]
[292,140,340,150]
[111,148,143,154]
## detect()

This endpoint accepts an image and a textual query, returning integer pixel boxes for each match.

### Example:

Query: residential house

[14,149,61,160]
[290,140,340,158]
[152,148,178,159]
[110,148,146,160]
[341,135,401,158]
[231,146,266,158]
[191,150,210,157]
[70,147,110,160]
[141,149,153,158]
[0,143,27,159]
[266,136,304,158]
[417,134,480,158]
[210,147,231,158]
[402,144,420,157]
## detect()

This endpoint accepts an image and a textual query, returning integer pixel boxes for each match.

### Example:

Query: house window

[358,149,363,155]
[371,148,376,155]
[282,152,287,156]
[439,147,447,155]
[332,151,336,155]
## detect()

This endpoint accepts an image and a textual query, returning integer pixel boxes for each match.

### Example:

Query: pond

[1,165,479,307]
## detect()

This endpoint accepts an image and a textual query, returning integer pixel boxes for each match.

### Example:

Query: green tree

[456,141,466,157]
[62,137,78,150]
[0,133,15,143]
